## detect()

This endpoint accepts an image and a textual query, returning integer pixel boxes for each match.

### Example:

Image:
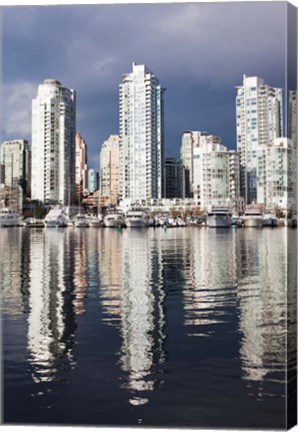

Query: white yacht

[231,214,243,227]
[104,209,126,228]
[74,213,90,227]
[125,207,150,228]
[285,215,297,228]
[0,207,22,227]
[25,217,44,228]
[262,213,278,227]
[89,215,102,227]
[207,207,232,228]
[242,207,263,228]
[44,206,68,228]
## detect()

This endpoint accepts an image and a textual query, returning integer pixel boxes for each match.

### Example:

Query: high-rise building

[288,90,297,146]
[193,141,240,211]
[180,131,221,197]
[119,63,165,203]
[0,139,31,211]
[88,168,99,193]
[75,133,88,204]
[164,158,185,199]
[236,75,283,204]
[256,138,296,211]
[100,135,121,205]
[31,79,76,205]
[180,131,202,197]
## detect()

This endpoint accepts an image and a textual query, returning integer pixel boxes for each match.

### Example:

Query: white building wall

[258,138,297,211]
[193,142,239,210]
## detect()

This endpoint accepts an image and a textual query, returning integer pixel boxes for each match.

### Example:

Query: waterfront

[1,227,296,428]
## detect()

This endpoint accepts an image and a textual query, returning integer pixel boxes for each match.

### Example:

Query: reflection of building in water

[183,229,238,332]
[98,230,122,327]
[1,228,30,317]
[27,229,77,383]
[98,229,166,405]
[120,230,166,405]
[237,230,286,387]
[70,229,89,316]
[287,231,296,401]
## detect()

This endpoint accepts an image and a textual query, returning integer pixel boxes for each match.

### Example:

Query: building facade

[31,79,76,205]
[180,131,222,197]
[0,139,31,211]
[193,141,240,211]
[100,134,121,205]
[119,63,165,203]
[164,158,185,199]
[288,90,297,146]
[236,75,283,204]
[75,133,88,204]
[88,168,99,193]
[256,138,296,211]
[180,131,202,197]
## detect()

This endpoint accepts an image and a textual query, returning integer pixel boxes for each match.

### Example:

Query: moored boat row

[1,203,297,229]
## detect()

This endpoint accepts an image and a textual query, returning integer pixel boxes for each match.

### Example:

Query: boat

[262,213,278,227]
[285,215,297,228]
[89,215,103,227]
[166,217,186,227]
[104,208,126,228]
[125,207,150,228]
[74,213,90,227]
[242,207,263,228]
[44,206,68,228]
[231,214,243,227]
[0,206,22,227]
[177,217,186,227]
[25,217,45,228]
[167,217,177,227]
[207,207,232,228]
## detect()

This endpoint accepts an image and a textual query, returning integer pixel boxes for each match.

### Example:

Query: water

[1,227,296,428]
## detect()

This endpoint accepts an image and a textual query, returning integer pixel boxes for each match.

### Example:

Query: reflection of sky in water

[1,226,295,426]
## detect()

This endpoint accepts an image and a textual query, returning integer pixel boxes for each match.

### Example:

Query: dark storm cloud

[2,2,287,167]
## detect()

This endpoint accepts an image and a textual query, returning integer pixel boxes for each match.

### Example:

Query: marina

[2,205,296,230]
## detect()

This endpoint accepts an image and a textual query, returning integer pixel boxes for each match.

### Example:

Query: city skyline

[2,2,289,169]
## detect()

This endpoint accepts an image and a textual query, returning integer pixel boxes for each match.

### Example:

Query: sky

[1,1,294,170]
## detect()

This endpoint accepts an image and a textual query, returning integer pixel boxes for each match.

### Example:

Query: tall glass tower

[119,63,165,203]
[31,79,76,205]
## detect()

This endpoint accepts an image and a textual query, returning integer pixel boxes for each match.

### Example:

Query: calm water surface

[1,227,296,428]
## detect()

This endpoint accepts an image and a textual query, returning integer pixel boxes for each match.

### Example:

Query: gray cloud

[2,2,288,167]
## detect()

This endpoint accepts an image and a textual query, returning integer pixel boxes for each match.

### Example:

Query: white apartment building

[75,133,88,203]
[119,63,164,203]
[236,75,283,204]
[180,131,202,196]
[257,138,296,211]
[193,141,240,211]
[100,135,121,205]
[180,131,221,196]
[288,90,297,146]
[0,139,31,211]
[31,79,76,205]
